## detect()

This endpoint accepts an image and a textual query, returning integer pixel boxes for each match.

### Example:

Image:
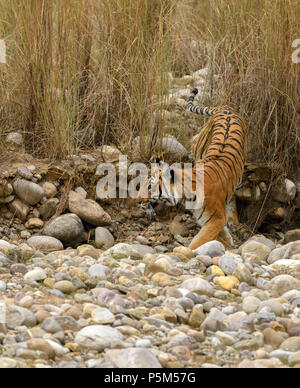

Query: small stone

[233,265,253,284]
[75,325,123,351]
[10,264,28,275]
[77,244,99,259]
[280,337,300,352]
[42,182,57,199]
[27,339,55,359]
[151,273,176,287]
[208,266,225,277]
[95,227,115,250]
[18,167,33,180]
[181,278,215,297]
[8,199,29,221]
[6,306,37,329]
[242,296,261,314]
[169,220,189,237]
[218,254,238,275]
[271,275,300,297]
[91,308,115,324]
[242,241,271,264]
[104,348,162,368]
[288,351,300,367]
[19,296,34,308]
[39,198,59,220]
[263,328,285,347]
[54,281,75,294]
[27,236,63,254]
[25,218,44,229]
[88,264,108,279]
[188,305,205,327]
[213,276,236,291]
[284,229,300,243]
[13,179,44,205]
[42,318,63,334]
[24,268,47,283]
[6,132,23,146]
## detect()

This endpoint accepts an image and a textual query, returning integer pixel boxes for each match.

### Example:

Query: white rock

[75,325,123,351]
[181,278,215,297]
[104,348,162,368]
[24,268,47,283]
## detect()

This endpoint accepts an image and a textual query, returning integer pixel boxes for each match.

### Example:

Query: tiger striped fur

[136,88,247,250]
[187,88,247,249]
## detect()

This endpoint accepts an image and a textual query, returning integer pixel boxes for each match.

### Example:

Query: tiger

[137,88,248,250]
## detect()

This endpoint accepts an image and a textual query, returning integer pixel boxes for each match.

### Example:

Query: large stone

[193,241,225,258]
[181,278,215,297]
[13,179,44,205]
[75,325,123,351]
[43,214,85,246]
[95,227,115,250]
[104,348,162,368]
[27,236,63,252]
[68,191,111,226]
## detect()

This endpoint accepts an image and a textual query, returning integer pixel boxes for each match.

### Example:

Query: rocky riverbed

[1,233,300,368]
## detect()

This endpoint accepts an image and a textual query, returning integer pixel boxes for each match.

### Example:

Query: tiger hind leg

[189,209,227,251]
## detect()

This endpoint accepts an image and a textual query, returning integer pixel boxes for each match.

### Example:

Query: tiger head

[136,158,184,220]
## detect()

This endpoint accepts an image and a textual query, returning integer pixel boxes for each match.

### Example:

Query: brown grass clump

[0,0,299,176]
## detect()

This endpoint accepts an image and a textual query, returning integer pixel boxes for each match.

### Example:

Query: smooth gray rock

[193,241,225,258]
[13,179,44,205]
[27,236,63,252]
[43,214,85,246]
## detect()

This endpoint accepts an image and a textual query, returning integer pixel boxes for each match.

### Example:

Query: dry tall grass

[0,0,299,175]
[174,0,300,176]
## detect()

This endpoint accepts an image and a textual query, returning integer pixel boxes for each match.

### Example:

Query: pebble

[0,186,299,370]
